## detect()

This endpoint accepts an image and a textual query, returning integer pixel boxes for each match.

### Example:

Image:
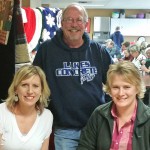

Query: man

[110,26,124,50]
[33,3,112,150]
[121,41,130,52]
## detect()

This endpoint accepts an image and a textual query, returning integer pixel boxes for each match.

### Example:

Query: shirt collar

[111,101,137,122]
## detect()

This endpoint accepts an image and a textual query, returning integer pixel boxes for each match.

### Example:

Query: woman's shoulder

[41,108,53,119]
[0,102,11,121]
[39,108,53,128]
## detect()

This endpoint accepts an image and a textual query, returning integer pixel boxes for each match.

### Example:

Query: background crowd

[104,36,150,75]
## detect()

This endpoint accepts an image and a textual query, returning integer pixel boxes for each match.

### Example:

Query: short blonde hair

[6,65,50,114]
[103,61,146,99]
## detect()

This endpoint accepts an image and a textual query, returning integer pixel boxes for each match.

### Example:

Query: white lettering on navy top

[55,61,97,84]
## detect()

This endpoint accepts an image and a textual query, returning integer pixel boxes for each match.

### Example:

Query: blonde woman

[77,61,150,150]
[0,65,53,150]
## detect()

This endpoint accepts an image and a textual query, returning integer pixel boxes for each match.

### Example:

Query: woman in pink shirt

[77,61,150,150]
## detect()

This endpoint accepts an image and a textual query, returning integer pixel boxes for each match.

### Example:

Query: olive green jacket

[77,100,150,150]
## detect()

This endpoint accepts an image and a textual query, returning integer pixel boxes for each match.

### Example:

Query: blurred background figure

[139,41,148,57]
[129,44,146,74]
[141,47,150,74]
[119,41,131,60]
[110,26,124,51]
[121,41,130,52]
[105,40,121,61]
[123,49,134,61]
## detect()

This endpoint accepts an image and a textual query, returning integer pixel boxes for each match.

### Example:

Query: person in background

[129,44,146,73]
[121,41,130,52]
[119,41,131,60]
[105,38,112,43]
[33,3,112,150]
[105,40,115,56]
[123,49,134,61]
[141,47,150,74]
[146,43,150,48]
[110,26,124,50]
[77,61,150,150]
[139,41,148,57]
[141,47,150,105]
[0,65,53,150]
[105,40,121,62]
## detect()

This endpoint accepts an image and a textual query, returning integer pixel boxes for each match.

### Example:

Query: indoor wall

[21,0,150,43]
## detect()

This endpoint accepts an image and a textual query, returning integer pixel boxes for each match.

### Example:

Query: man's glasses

[63,17,85,25]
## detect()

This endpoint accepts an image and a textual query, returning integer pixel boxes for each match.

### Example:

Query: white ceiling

[42,0,150,9]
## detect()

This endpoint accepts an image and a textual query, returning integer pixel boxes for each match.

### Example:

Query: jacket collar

[99,100,150,125]
[135,100,150,125]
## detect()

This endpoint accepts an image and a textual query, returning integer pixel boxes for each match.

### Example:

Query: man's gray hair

[61,3,88,22]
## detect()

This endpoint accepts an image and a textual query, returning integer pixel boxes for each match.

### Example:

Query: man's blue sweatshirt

[33,29,112,129]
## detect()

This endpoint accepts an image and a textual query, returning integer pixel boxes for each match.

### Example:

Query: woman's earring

[15,94,18,102]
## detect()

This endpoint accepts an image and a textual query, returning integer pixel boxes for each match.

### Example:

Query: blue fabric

[38,7,62,42]
[54,128,81,150]
[106,46,121,58]
[110,31,124,49]
[33,29,113,129]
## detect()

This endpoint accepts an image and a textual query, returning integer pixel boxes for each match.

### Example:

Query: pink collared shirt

[110,102,137,150]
